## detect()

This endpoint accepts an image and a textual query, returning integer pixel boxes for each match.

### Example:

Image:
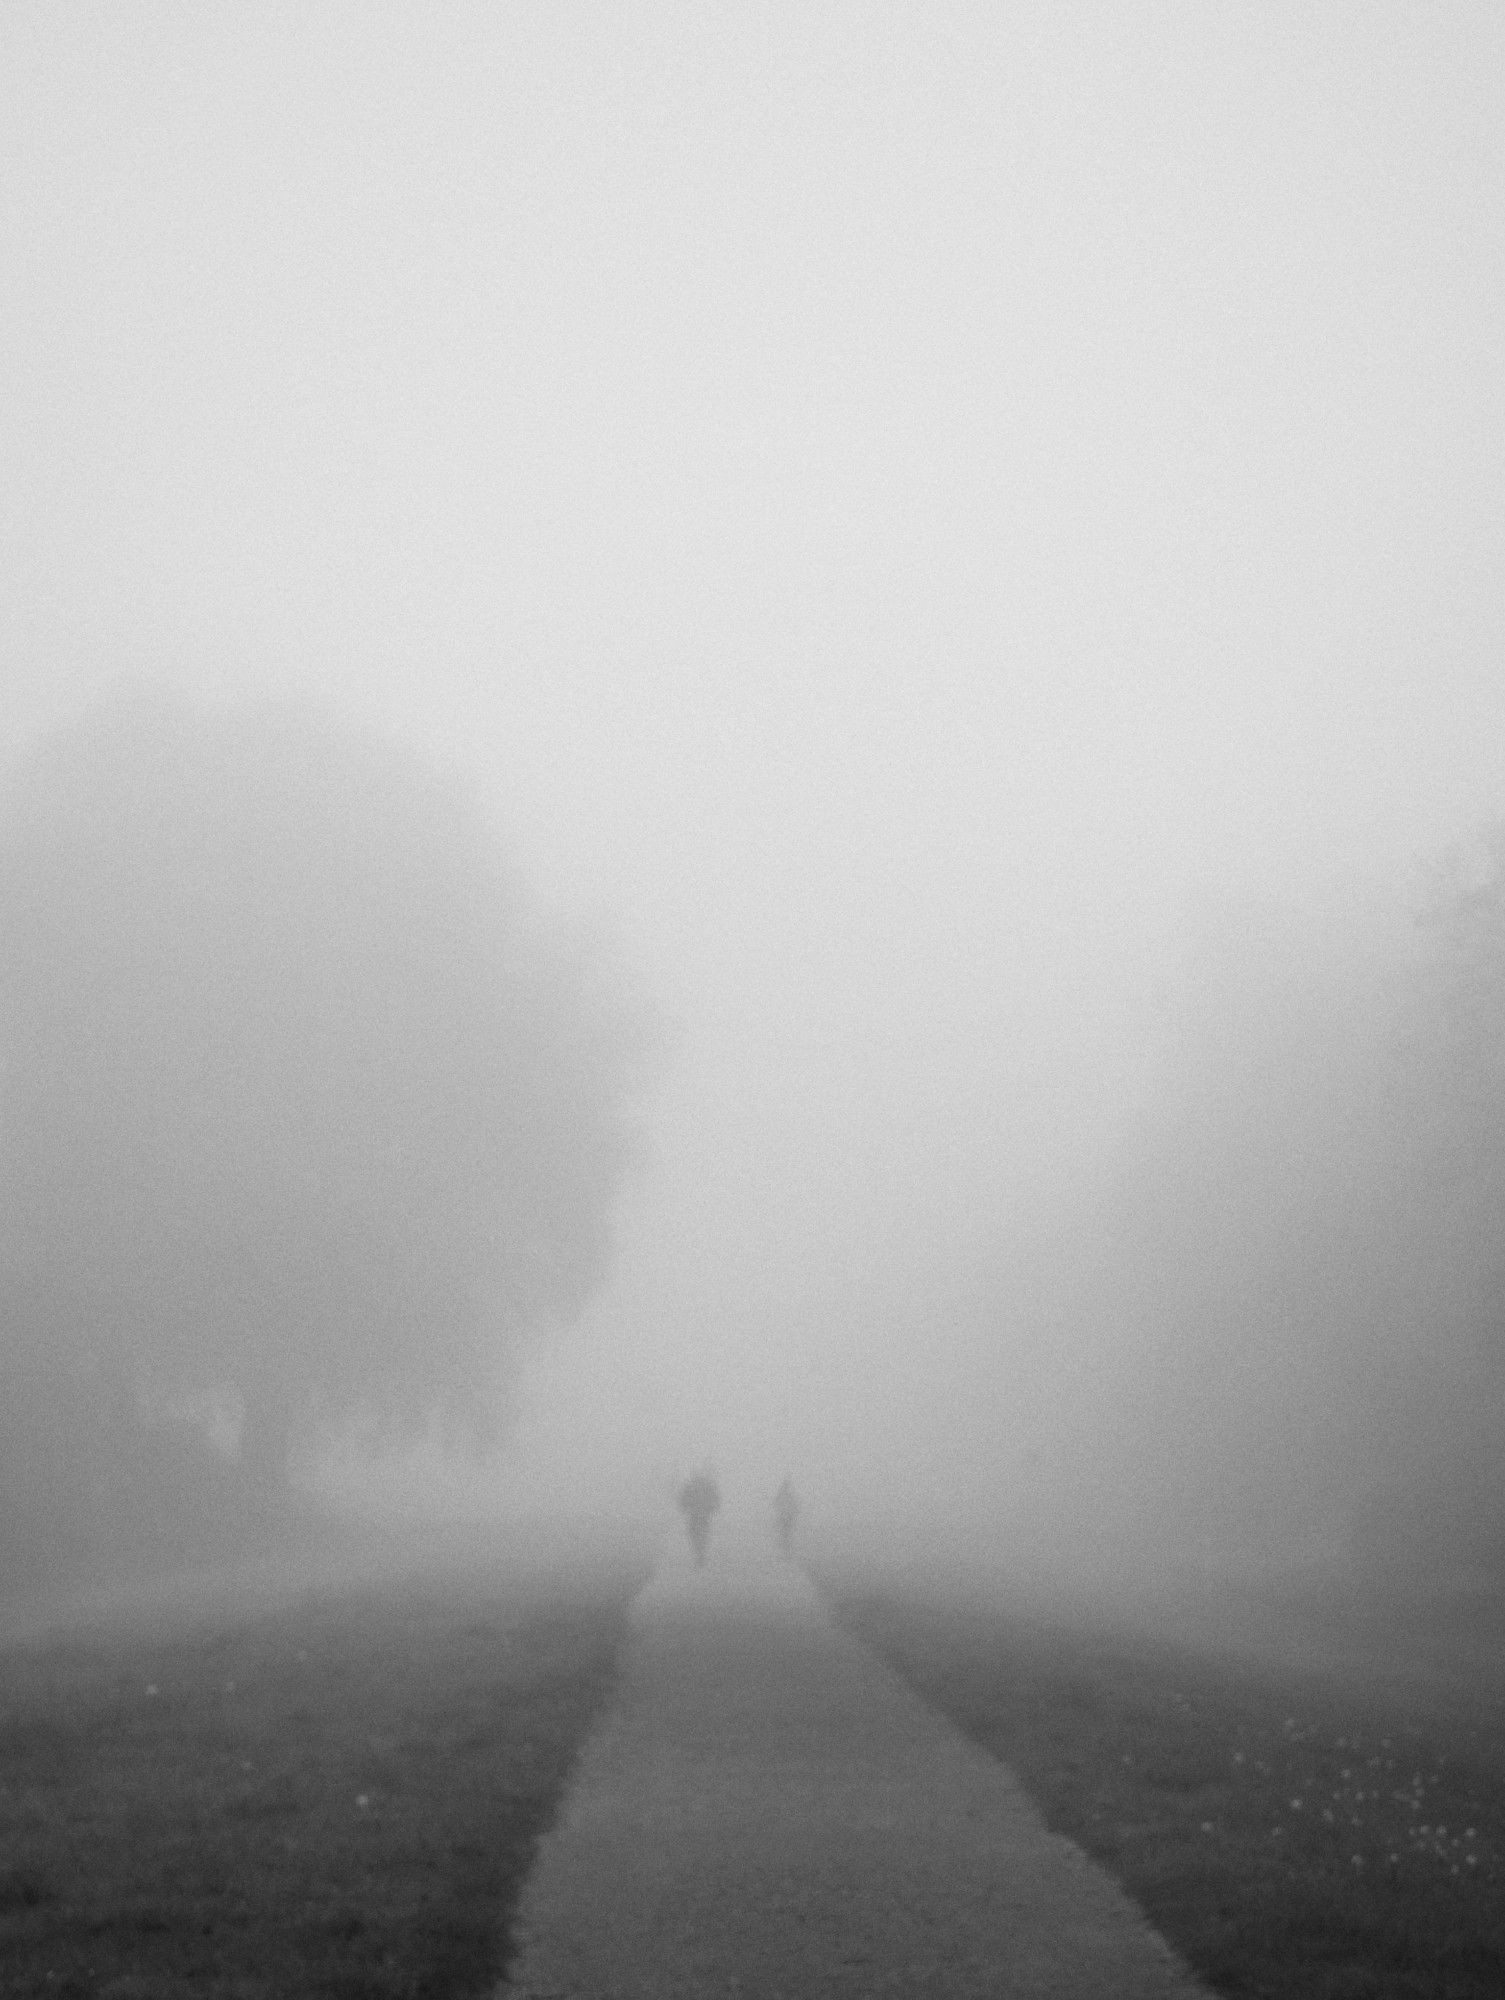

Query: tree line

[1017,842,1505,1591]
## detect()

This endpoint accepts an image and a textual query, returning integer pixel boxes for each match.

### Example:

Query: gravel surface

[503,1536,1210,1998]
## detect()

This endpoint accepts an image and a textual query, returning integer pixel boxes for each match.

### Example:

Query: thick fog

[4,5,1505,1593]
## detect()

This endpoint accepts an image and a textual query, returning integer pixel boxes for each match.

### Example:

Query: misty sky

[4,4,1505,1522]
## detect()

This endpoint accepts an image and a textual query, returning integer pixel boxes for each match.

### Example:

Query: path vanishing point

[504,1532,1210,1998]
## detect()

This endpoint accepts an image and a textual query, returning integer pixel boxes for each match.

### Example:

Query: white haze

[4,4,1505,1572]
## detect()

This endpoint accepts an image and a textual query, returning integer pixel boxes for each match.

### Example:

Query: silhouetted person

[772,1476,799,1559]
[677,1465,720,1567]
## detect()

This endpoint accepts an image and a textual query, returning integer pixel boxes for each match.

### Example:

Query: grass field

[0,1544,649,1999]
[830,1578,1505,2000]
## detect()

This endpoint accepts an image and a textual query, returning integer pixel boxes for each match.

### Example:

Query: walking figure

[772,1476,799,1559]
[677,1465,720,1567]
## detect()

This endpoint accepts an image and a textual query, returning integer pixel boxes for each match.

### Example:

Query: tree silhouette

[0,685,647,1510]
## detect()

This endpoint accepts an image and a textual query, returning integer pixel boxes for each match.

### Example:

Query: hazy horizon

[5,4,1505,1583]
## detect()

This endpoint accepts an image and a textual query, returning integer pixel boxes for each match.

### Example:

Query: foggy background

[4,4,1505,1591]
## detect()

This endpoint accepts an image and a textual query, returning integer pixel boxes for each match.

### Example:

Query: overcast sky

[5,4,1504,1522]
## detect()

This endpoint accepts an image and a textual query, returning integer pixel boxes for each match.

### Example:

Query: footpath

[503,1532,1210,1998]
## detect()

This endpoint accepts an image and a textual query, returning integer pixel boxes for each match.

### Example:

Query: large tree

[1012,859,1505,1589]
[0,684,647,1503]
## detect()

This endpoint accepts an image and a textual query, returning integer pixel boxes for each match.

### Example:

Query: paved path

[504,1534,1210,1998]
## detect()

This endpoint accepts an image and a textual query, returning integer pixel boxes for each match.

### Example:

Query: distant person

[677,1465,721,1567]
[772,1477,799,1560]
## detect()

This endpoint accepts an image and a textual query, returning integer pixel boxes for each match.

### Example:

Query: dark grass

[829,1580,1505,2000]
[0,1554,648,1999]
